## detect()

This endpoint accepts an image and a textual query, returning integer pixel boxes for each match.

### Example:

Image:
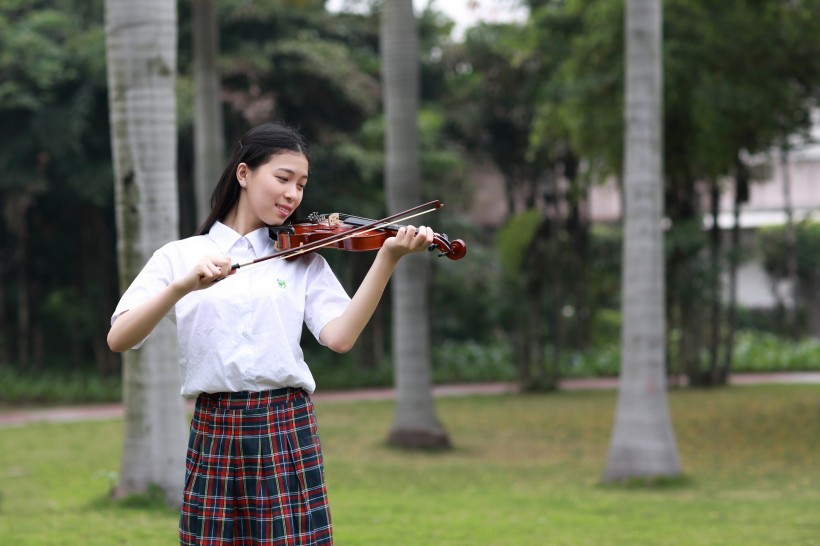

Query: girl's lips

[276,205,292,216]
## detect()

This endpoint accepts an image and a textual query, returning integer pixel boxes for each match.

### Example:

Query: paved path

[1,372,818,428]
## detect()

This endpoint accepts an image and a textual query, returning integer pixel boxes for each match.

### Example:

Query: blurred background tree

[103,0,186,503]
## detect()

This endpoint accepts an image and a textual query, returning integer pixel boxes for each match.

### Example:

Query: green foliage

[563,328,820,378]
[530,0,820,182]
[0,0,115,374]
[0,6,76,109]
[562,343,621,377]
[758,220,820,281]
[0,1,108,187]
[584,224,623,311]
[309,351,394,391]
[431,229,507,342]
[733,331,820,373]
[533,0,625,176]
[440,19,551,193]
[0,366,121,404]
[432,340,517,383]
[207,0,382,137]
[495,209,541,277]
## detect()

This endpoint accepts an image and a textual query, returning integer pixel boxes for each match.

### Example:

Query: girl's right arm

[107,255,233,352]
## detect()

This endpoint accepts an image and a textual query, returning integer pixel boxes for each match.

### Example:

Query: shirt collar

[208,221,274,257]
[245,225,275,256]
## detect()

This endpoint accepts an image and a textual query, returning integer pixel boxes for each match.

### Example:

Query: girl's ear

[236,163,248,188]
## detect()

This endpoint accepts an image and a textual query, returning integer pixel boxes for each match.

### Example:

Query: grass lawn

[0,384,818,545]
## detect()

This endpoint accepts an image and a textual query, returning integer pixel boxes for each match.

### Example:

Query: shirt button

[242,331,249,338]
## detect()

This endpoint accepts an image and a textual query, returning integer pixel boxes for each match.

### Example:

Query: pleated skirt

[179,388,332,545]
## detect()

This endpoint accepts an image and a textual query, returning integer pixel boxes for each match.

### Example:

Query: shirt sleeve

[302,254,352,344]
[110,244,178,349]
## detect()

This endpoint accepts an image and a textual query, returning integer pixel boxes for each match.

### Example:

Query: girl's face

[236,151,309,228]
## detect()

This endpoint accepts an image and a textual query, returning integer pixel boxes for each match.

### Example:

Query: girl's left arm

[319,225,434,353]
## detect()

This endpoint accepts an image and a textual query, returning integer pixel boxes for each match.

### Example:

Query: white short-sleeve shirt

[111,222,351,397]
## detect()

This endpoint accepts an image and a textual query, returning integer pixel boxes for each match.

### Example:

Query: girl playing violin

[107,121,434,545]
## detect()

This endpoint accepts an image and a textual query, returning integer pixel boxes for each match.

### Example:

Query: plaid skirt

[179,388,332,545]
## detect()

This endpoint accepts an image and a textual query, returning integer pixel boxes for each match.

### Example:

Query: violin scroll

[428,233,467,260]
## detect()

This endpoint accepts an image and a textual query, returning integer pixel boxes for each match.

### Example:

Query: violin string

[231,205,440,272]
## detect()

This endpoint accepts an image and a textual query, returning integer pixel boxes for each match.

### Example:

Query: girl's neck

[222,205,264,236]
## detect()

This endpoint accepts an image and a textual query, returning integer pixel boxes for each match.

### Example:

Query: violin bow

[229,200,443,272]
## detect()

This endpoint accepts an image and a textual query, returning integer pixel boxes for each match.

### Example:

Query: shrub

[0,366,121,405]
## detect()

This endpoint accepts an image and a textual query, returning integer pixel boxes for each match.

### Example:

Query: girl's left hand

[382,225,435,258]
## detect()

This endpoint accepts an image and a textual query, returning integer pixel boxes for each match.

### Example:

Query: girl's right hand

[174,256,234,293]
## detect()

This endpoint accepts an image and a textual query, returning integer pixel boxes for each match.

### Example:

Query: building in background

[588,120,820,310]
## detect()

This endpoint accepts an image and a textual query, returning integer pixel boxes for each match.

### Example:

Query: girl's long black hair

[196,121,311,235]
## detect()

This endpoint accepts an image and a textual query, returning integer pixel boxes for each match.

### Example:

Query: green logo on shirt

[277,279,287,290]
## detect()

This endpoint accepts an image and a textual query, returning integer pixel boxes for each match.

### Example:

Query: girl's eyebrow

[275,167,309,180]
[274,167,304,175]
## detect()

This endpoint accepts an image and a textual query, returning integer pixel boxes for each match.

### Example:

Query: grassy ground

[0,384,818,545]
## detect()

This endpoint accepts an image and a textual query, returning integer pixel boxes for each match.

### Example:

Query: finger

[202,264,221,281]
[218,257,234,276]
[421,226,434,244]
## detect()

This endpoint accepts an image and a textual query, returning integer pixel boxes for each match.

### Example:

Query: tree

[104,0,187,503]
[603,0,680,481]
[380,0,449,449]
[0,1,117,376]
[440,19,583,391]
[532,0,820,387]
[191,0,225,225]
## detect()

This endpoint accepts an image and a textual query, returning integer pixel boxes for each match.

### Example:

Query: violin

[230,200,466,272]
[271,212,467,260]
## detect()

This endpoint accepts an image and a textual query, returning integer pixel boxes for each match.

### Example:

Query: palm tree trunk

[104,0,187,505]
[381,0,449,450]
[603,0,680,482]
